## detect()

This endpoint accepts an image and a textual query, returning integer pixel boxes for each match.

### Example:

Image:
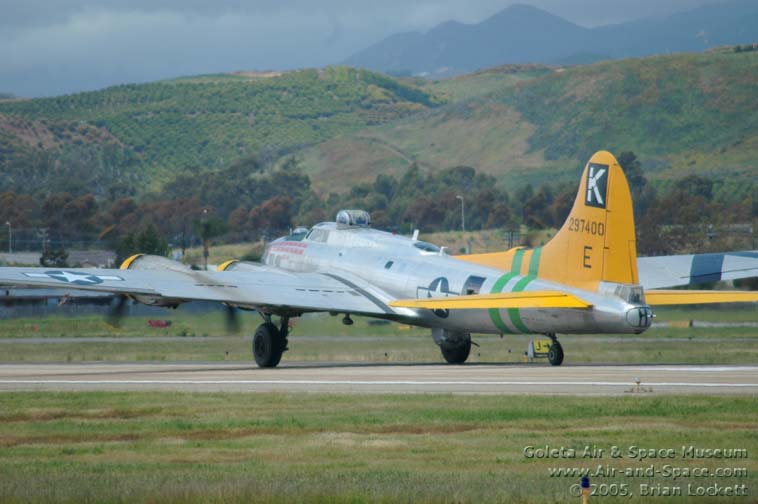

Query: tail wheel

[440,338,471,364]
[548,341,564,366]
[253,322,285,368]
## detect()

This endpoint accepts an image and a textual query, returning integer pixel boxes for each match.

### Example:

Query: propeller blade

[106,295,129,328]
[224,304,241,334]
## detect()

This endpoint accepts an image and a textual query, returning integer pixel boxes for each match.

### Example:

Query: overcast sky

[1,0,721,97]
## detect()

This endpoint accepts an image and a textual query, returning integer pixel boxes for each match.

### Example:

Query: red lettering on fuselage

[269,241,308,256]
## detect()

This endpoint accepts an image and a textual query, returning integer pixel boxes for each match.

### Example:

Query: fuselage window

[629,287,645,304]
[384,261,394,270]
[462,275,486,295]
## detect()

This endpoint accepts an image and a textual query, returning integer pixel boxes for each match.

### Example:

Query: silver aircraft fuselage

[262,222,652,336]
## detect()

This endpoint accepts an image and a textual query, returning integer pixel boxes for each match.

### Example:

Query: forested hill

[302,48,758,200]
[1,49,756,205]
[0,67,442,196]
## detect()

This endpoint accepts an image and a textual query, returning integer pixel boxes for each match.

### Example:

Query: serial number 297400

[568,218,605,236]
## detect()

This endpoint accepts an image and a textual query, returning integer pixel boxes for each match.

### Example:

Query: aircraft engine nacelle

[119,254,189,308]
[120,254,191,273]
[216,260,264,273]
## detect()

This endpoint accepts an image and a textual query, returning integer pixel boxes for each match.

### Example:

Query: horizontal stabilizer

[638,251,758,289]
[646,290,758,306]
[389,291,592,310]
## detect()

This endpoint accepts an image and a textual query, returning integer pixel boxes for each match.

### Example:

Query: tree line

[0,151,754,264]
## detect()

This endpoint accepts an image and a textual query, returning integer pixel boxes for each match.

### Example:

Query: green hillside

[421,64,553,101]
[0,67,442,190]
[299,50,758,200]
[300,65,551,193]
[495,50,758,167]
[1,51,756,205]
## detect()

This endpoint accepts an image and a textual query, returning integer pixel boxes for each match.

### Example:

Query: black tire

[253,322,284,368]
[440,338,471,364]
[548,341,564,366]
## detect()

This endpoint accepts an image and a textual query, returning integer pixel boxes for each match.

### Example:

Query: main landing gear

[441,338,471,364]
[546,333,564,366]
[252,315,289,368]
[433,328,472,364]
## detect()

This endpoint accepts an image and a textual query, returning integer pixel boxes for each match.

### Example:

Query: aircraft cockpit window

[284,227,309,242]
[306,228,330,243]
[413,242,441,254]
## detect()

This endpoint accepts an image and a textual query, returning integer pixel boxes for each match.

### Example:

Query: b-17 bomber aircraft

[1,151,757,366]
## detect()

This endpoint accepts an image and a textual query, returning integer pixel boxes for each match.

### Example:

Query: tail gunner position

[1,151,757,367]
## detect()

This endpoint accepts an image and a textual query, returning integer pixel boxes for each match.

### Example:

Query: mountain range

[343,0,758,76]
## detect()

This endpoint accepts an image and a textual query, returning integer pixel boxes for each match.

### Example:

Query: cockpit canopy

[413,241,442,254]
[283,227,309,242]
[336,209,371,228]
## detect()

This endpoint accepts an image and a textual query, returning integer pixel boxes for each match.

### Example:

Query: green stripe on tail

[528,247,542,276]
[508,248,542,333]
[511,249,525,274]
[488,272,518,334]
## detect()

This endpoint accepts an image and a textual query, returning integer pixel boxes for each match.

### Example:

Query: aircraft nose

[625,306,653,329]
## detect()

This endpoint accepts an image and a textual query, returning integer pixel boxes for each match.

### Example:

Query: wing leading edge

[0,266,401,318]
[390,291,593,310]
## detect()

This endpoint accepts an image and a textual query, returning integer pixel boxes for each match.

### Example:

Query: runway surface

[1,362,757,394]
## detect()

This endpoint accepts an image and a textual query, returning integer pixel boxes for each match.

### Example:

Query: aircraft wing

[638,251,758,289]
[0,266,401,317]
[645,290,758,305]
[390,291,592,310]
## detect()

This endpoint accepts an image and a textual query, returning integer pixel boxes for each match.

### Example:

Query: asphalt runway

[0,362,757,394]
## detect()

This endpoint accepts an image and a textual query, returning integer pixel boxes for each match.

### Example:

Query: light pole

[202,209,209,271]
[4,221,10,254]
[455,195,465,232]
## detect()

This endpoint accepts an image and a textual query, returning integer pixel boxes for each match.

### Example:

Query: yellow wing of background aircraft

[0,151,756,366]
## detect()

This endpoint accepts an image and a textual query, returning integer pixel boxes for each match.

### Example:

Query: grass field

[0,393,755,503]
[0,306,756,365]
[1,308,755,502]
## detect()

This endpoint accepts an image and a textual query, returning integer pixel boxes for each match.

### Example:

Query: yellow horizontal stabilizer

[456,250,516,270]
[646,290,758,306]
[389,290,592,310]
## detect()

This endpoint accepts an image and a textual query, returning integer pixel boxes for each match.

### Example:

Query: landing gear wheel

[440,338,471,364]
[548,341,564,366]
[253,322,285,368]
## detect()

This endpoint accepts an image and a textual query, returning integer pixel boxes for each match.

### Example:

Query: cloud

[0,0,717,96]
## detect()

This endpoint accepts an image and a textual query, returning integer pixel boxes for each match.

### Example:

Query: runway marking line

[0,380,756,388]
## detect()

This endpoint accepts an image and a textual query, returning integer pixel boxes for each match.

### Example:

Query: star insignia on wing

[23,270,124,286]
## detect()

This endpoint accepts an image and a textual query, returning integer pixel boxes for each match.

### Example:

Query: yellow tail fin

[458,151,638,291]
[538,150,638,291]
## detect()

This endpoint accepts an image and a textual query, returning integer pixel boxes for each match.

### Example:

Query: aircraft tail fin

[459,151,638,291]
[535,150,638,291]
